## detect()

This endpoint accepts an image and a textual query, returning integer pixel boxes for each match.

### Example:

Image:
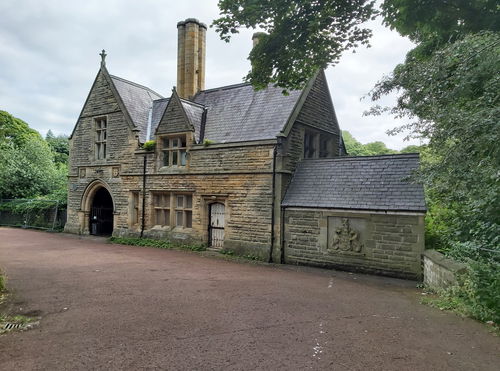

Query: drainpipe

[268,145,277,263]
[280,205,286,264]
[140,154,147,238]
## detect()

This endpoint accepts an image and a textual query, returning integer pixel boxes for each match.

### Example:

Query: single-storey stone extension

[282,155,426,279]
[65,18,426,279]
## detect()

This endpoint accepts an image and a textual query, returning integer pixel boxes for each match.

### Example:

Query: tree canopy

[46,130,69,166]
[370,31,500,254]
[342,130,401,156]
[213,0,376,91]
[213,0,499,90]
[0,111,66,201]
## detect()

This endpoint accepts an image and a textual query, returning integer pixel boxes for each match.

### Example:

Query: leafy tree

[342,130,397,155]
[341,131,366,155]
[362,141,397,155]
[0,111,64,200]
[213,0,376,91]
[0,110,40,147]
[381,0,499,57]
[399,144,422,153]
[46,130,69,166]
[370,31,500,257]
[381,0,499,43]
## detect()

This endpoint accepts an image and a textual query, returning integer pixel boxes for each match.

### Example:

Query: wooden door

[209,203,225,248]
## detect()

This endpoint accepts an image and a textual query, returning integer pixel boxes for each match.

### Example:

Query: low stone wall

[423,250,467,291]
[283,208,425,279]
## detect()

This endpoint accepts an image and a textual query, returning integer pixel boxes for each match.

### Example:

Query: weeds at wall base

[109,236,206,252]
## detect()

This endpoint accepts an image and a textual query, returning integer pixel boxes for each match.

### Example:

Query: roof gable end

[70,66,136,139]
[155,88,194,136]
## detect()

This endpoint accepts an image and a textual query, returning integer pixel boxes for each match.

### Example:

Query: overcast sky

[0,0,421,149]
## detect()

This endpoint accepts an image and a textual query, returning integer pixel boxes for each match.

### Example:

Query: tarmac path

[0,227,498,370]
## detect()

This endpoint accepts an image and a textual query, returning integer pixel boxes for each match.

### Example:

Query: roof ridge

[180,98,206,109]
[110,74,164,98]
[197,82,251,94]
[153,97,170,103]
[302,153,420,162]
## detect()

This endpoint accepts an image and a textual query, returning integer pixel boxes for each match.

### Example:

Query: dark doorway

[89,187,114,236]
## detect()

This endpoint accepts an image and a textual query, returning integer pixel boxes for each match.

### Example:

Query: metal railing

[0,199,66,231]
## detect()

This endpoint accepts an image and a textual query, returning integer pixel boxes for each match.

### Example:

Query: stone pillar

[177,18,207,99]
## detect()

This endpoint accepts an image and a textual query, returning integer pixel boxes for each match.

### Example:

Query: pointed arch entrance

[82,180,115,236]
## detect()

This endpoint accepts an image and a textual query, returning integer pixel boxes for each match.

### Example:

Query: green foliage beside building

[0,110,67,204]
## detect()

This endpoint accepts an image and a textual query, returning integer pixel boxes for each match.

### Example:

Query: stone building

[65,18,426,278]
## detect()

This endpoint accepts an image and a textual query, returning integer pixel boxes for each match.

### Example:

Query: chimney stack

[177,18,206,99]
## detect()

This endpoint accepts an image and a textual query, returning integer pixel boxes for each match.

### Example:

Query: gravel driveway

[0,227,498,370]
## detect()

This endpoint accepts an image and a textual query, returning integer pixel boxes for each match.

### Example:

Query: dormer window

[95,117,107,160]
[161,135,187,167]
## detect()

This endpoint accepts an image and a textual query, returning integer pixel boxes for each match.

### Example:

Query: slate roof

[149,98,205,142]
[180,99,205,142]
[192,83,302,143]
[282,154,426,212]
[151,98,170,139]
[110,75,163,142]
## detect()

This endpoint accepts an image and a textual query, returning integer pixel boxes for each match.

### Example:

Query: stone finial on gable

[100,49,107,67]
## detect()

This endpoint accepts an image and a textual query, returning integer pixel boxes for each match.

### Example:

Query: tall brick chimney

[177,18,206,99]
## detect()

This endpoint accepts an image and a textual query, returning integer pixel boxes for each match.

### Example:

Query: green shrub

[424,260,500,327]
[109,236,205,252]
[0,270,5,292]
[142,140,156,151]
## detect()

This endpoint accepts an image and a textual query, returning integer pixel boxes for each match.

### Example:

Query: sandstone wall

[423,250,466,290]
[284,208,425,279]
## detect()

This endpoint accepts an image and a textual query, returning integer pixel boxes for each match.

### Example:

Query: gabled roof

[110,75,163,142]
[180,99,205,142]
[147,83,303,143]
[282,154,426,212]
[151,98,170,139]
[149,98,205,142]
[192,83,303,143]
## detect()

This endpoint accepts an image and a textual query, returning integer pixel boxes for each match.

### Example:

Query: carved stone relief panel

[327,217,366,253]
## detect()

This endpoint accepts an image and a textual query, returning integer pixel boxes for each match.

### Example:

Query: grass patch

[109,236,206,252]
[0,271,5,293]
[242,254,260,261]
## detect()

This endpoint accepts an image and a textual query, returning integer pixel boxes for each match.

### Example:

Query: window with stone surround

[152,192,193,228]
[95,117,107,160]
[153,192,170,226]
[304,130,317,159]
[175,194,192,228]
[304,129,334,159]
[131,191,140,226]
[161,135,187,167]
[319,137,331,158]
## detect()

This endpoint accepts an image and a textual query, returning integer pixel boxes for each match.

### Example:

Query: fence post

[24,199,32,228]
